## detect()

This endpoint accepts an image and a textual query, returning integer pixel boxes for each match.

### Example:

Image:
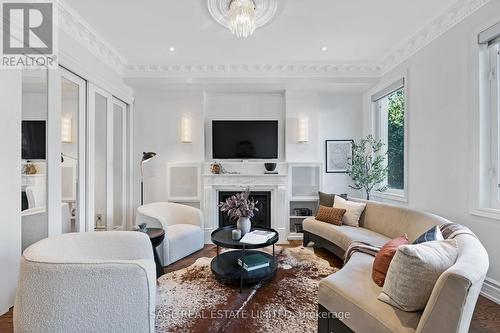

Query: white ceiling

[65,0,458,68]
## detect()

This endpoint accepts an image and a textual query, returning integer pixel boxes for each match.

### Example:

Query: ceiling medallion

[207,0,278,38]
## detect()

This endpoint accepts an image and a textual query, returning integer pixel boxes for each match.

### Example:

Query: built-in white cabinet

[288,163,322,240]
[167,163,201,206]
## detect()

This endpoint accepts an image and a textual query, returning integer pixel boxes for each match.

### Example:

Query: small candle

[232,229,242,241]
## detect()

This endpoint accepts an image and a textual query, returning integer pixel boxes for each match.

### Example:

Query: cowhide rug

[155,245,339,333]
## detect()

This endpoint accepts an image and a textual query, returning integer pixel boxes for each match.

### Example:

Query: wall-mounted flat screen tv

[212,120,278,159]
[22,120,46,160]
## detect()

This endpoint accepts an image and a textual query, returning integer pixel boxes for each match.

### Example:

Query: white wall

[204,92,286,161]
[363,1,500,287]
[22,93,47,120]
[286,91,320,162]
[0,71,22,315]
[133,88,205,205]
[131,84,365,210]
[319,93,364,196]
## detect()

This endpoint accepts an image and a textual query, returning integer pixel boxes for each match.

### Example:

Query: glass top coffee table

[211,226,279,292]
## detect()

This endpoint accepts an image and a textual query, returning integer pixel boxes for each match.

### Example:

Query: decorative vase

[236,217,251,236]
[264,163,277,172]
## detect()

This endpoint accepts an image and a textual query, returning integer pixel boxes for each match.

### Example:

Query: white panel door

[112,98,128,229]
[60,68,86,233]
[87,84,129,231]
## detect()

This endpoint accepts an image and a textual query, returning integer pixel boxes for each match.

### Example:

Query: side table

[142,228,165,278]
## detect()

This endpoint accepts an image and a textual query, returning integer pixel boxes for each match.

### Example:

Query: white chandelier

[207,0,277,38]
[229,0,256,38]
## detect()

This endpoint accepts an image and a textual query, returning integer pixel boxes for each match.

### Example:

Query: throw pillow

[413,225,444,244]
[315,205,346,226]
[332,195,366,227]
[378,239,458,311]
[318,192,348,207]
[372,235,409,287]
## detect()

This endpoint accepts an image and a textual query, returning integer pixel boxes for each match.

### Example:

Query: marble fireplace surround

[201,173,289,243]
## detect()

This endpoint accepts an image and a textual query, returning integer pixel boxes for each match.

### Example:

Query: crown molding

[378,0,490,75]
[56,0,127,76]
[123,63,382,78]
[55,0,489,79]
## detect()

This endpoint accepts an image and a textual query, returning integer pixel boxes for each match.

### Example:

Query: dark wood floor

[1,243,499,333]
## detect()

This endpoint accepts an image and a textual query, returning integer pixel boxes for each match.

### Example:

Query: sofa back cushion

[378,239,459,311]
[372,234,409,286]
[352,199,449,242]
[315,205,346,225]
[334,196,366,227]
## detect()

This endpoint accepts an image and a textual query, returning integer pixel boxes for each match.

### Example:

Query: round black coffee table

[211,226,279,292]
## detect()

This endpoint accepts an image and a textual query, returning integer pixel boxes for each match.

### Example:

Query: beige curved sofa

[14,231,157,333]
[303,199,489,333]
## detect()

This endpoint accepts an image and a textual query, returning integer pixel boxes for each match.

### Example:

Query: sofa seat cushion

[303,217,391,250]
[319,252,421,333]
[166,224,204,264]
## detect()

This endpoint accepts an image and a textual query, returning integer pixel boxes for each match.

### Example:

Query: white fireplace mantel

[201,173,289,243]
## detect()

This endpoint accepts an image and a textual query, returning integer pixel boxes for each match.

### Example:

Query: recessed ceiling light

[169,47,175,52]
[321,46,328,51]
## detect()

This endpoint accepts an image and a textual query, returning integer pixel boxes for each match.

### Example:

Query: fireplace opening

[218,191,271,229]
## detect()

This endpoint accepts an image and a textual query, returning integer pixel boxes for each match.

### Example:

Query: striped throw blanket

[439,222,477,239]
[344,241,381,264]
[343,223,475,265]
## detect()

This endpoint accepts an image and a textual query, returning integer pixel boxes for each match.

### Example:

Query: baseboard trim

[481,277,500,304]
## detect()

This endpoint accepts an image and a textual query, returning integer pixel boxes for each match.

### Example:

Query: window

[488,42,500,209]
[372,79,406,199]
[473,23,500,218]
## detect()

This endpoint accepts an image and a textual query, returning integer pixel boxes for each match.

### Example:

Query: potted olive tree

[347,135,388,200]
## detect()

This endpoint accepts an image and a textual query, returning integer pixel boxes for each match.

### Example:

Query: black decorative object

[264,163,277,172]
[293,208,312,216]
[138,223,148,232]
[140,152,157,205]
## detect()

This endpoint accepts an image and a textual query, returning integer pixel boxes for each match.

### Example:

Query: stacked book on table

[237,253,270,272]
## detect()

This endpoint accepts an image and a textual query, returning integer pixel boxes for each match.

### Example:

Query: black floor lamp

[141,152,157,205]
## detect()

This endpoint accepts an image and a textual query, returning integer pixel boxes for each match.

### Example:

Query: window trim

[471,39,500,220]
[369,73,409,203]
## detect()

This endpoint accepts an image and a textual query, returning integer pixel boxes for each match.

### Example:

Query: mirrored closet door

[88,84,129,231]
[21,69,48,251]
[60,68,86,233]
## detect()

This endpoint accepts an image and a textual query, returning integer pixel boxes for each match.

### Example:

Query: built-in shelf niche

[288,163,322,240]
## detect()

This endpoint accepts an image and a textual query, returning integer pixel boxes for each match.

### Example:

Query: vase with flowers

[218,191,259,236]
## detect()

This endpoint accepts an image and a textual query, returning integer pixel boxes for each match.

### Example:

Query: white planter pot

[237,217,251,235]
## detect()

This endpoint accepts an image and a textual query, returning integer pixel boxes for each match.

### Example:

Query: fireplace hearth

[218,191,271,229]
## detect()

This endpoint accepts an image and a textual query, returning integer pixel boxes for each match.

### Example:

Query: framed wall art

[325,140,353,173]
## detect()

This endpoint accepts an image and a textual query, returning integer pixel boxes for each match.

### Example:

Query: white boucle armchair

[14,231,156,333]
[136,202,204,265]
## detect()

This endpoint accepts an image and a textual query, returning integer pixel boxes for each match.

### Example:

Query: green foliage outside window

[387,90,405,190]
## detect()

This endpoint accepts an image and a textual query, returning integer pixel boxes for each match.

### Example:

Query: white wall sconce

[181,115,192,143]
[297,115,309,143]
[61,116,72,143]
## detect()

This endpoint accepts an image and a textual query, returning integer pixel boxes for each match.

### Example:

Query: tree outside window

[375,88,405,192]
[387,89,405,190]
